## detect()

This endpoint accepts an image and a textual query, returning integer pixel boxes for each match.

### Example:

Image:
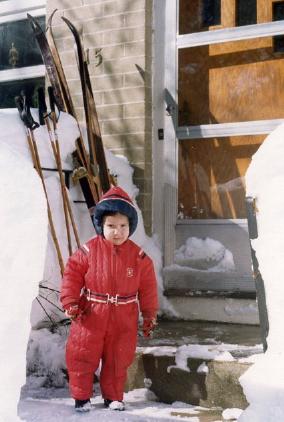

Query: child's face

[103,213,130,245]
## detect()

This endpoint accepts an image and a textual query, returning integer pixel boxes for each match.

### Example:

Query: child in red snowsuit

[60,186,159,412]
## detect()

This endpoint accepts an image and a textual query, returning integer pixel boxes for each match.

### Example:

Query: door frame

[153,0,284,265]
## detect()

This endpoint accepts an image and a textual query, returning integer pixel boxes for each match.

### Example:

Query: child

[60,186,159,412]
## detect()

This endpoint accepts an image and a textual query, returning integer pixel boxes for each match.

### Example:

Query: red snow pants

[66,301,139,401]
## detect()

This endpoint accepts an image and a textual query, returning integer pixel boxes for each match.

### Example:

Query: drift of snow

[0,142,47,422]
[174,237,235,272]
[239,122,284,421]
[0,108,171,420]
[222,407,243,420]
[18,386,219,422]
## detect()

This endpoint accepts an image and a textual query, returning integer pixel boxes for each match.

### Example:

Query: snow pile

[144,344,237,375]
[222,407,243,421]
[0,108,169,420]
[239,122,284,421]
[18,386,219,421]
[0,142,47,422]
[0,108,168,326]
[0,109,79,170]
[174,236,235,272]
[27,328,68,388]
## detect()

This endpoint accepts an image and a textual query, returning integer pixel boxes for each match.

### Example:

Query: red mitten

[65,304,80,320]
[143,317,157,338]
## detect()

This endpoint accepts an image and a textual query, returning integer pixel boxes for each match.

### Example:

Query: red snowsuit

[60,235,158,401]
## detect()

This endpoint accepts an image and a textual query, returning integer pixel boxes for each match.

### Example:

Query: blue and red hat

[93,186,138,236]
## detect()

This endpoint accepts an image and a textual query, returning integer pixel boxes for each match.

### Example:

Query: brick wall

[46,0,153,234]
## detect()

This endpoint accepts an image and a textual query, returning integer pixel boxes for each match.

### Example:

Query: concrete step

[126,320,263,411]
[163,267,259,324]
[165,296,259,324]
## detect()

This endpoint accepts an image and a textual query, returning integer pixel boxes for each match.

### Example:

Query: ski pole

[15,94,65,277]
[38,87,74,254]
[47,86,81,249]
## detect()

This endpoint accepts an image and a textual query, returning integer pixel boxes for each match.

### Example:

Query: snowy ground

[19,385,228,422]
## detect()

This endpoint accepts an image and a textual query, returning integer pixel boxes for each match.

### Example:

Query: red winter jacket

[61,235,158,318]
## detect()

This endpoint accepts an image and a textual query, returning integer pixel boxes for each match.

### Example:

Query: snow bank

[27,328,67,388]
[174,236,235,271]
[0,108,169,421]
[0,141,47,422]
[239,122,284,420]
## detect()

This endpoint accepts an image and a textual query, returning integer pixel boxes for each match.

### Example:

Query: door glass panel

[179,0,222,34]
[236,0,257,26]
[179,1,274,34]
[178,35,284,126]
[273,1,284,53]
[178,135,265,219]
[0,16,45,71]
[0,77,45,108]
[202,0,221,27]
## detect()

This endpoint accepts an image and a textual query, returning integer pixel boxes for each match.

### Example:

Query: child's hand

[143,317,157,338]
[65,304,80,320]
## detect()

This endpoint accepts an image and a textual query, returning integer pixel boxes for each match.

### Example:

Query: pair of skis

[27,11,113,215]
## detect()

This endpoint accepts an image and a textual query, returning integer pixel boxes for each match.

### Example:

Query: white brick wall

[46,0,153,232]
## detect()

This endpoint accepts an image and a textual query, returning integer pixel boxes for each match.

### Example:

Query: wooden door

[178,0,284,218]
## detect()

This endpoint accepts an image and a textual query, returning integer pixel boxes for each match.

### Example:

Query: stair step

[127,321,263,410]
[166,296,259,324]
[164,267,255,297]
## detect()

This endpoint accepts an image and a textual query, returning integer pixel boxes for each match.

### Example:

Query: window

[273,2,284,52]
[0,1,46,108]
[202,0,221,27]
[236,0,257,26]
[0,17,44,70]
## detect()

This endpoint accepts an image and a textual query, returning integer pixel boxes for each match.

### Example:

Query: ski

[27,13,66,113]
[28,13,89,171]
[28,13,100,220]
[46,9,77,118]
[62,16,111,195]
[48,86,99,216]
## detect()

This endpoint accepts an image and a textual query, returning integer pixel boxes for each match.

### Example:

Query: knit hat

[93,186,138,236]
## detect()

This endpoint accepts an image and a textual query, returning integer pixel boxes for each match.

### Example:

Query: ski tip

[46,9,59,31]
[27,13,34,23]
[61,16,78,33]
[27,13,42,34]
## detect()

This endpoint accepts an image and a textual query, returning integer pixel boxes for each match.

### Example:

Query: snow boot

[75,399,91,412]
[104,399,125,411]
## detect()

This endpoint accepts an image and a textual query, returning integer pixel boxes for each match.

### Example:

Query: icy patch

[197,362,209,374]
[222,407,243,420]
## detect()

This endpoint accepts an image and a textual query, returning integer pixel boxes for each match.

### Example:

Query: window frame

[0,0,45,23]
[0,0,46,102]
